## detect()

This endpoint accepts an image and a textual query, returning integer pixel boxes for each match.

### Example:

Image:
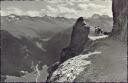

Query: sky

[1,0,112,18]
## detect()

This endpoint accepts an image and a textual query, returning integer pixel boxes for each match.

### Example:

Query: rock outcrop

[47,0,127,82]
[46,0,128,82]
[111,0,127,41]
[49,51,101,82]
[47,17,91,81]
[60,17,90,63]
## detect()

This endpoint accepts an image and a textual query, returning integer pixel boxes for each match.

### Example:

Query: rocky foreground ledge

[47,35,108,82]
[46,16,109,82]
[49,51,101,82]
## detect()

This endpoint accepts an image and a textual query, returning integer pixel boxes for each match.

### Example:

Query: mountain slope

[75,38,127,82]
[44,15,113,65]
[1,30,47,77]
[1,14,75,38]
[47,0,127,82]
[48,37,127,82]
[1,14,113,82]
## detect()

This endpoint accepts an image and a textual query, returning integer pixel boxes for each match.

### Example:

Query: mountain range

[0,14,113,81]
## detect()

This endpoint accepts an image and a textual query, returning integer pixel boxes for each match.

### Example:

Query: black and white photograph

[0,0,127,82]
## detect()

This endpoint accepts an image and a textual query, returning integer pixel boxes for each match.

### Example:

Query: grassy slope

[75,38,127,82]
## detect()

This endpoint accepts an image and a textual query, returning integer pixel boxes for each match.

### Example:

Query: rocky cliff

[44,14,113,66]
[47,17,91,82]
[47,0,127,82]
[59,17,90,63]
[49,51,102,82]
[111,0,127,41]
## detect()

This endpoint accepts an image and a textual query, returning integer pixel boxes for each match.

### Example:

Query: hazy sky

[1,0,112,18]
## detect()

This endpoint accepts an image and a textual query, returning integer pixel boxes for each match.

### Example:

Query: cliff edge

[47,0,127,82]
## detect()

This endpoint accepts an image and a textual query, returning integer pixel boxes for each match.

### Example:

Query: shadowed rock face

[0,30,46,77]
[111,0,127,41]
[47,17,91,81]
[47,0,127,82]
[60,17,90,63]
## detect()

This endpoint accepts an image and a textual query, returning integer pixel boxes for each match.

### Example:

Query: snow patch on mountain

[36,42,47,52]
[88,35,108,41]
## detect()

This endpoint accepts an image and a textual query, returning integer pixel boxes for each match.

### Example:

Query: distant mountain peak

[91,14,101,19]
[7,14,21,22]
[8,14,18,17]
[91,14,111,19]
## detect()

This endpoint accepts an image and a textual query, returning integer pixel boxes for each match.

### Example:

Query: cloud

[46,0,89,3]
[88,3,105,9]
[0,7,42,17]
[0,7,24,16]
[6,7,24,15]
[1,0,112,18]
[58,6,78,18]
[100,6,112,17]
[40,5,78,18]
[78,3,105,10]
[77,2,112,17]
[70,0,90,2]
[46,0,62,4]
[78,4,88,10]
[0,10,7,16]
[26,11,41,17]
[59,6,76,14]
[46,6,58,13]
[40,6,58,17]
[67,2,74,6]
